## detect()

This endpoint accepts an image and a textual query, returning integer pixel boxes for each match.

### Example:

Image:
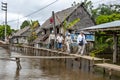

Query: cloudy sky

[0,0,118,29]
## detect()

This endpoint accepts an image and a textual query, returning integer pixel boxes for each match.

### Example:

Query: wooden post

[92,57,95,73]
[52,11,56,49]
[88,60,90,72]
[16,58,22,69]
[103,68,106,76]
[71,59,73,68]
[109,68,112,79]
[79,58,81,69]
[103,58,105,63]
[113,34,117,63]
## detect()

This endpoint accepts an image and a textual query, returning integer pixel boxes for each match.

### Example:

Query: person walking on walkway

[57,33,64,51]
[76,31,87,55]
[65,33,73,53]
[49,31,55,49]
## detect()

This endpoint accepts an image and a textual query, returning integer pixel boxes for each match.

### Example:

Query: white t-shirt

[65,36,72,43]
[57,36,64,43]
[49,34,55,42]
[77,34,87,44]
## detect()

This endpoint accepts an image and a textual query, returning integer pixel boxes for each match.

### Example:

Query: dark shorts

[50,39,54,48]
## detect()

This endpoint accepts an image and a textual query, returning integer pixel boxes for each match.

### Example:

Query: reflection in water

[0,47,119,80]
[15,68,21,80]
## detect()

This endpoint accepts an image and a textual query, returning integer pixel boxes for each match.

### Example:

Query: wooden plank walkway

[70,54,103,61]
[10,55,77,69]
[10,55,77,59]
[94,63,120,79]
[10,54,103,61]
[94,63,120,71]
[0,57,16,61]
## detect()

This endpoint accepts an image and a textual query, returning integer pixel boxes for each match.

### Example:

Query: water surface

[0,47,118,80]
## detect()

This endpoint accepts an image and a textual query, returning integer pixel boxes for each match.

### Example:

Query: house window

[57,28,59,34]
[44,29,46,34]
[50,28,53,33]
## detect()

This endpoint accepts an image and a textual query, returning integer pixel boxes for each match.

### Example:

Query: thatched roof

[12,26,30,37]
[41,5,78,29]
[41,3,95,30]
[33,34,49,43]
[68,4,95,30]
[35,27,43,34]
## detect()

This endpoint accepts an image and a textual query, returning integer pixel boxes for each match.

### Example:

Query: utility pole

[1,2,7,42]
[52,11,56,49]
[52,11,56,35]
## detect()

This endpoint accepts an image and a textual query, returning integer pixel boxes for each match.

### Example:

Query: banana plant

[27,20,39,43]
[63,18,80,35]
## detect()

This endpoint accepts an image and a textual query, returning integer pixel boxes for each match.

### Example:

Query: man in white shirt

[76,31,87,55]
[57,33,64,50]
[49,31,55,49]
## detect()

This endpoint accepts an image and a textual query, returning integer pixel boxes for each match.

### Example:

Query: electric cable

[7,0,59,23]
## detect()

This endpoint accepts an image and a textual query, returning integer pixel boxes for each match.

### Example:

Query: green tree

[89,3,120,57]
[91,13,120,57]
[11,29,18,33]
[96,13,120,24]
[20,20,30,29]
[83,0,93,11]
[91,4,120,19]
[71,1,81,7]
[71,0,93,12]
[0,25,12,40]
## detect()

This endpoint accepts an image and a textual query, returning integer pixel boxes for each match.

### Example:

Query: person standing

[76,31,87,55]
[65,33,73,53]
[49,31,55,49]
[57,33,64,51]
[70,31,75,40]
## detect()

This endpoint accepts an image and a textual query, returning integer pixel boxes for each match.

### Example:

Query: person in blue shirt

[70,32,75,40]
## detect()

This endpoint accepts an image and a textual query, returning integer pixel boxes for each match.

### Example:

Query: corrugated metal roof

[82,20,120,31]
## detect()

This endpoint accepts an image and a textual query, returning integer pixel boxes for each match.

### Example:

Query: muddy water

[0,47,118,80]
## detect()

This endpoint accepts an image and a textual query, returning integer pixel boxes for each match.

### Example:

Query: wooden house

[11,26,30,44]
[33,3,95,47]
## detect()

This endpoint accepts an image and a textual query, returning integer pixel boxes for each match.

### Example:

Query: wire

[25,0,58,17]
[33,0,119,21]
[6,0,119,24]
[7,0,59,23]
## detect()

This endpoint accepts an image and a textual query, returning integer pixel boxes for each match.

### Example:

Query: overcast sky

[0,0,118,29]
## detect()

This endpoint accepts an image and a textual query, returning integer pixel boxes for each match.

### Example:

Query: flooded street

[0,47,118,80]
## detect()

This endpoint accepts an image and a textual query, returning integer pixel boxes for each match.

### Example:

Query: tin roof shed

[82,20,120,31]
